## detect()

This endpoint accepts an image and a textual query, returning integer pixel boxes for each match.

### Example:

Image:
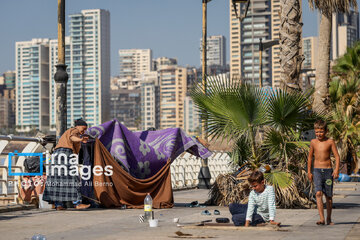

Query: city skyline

[0,0,328,76]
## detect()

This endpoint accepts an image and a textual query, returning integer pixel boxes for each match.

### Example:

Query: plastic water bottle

[144,193,153,221]
[31,234,46,240]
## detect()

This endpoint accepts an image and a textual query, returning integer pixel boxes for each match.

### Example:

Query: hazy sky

[0,0,355,76]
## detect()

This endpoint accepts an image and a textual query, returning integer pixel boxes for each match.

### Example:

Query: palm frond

[333,42,360,79]
[228,135,252,167]
[263,128,309,169]
[264,171,293,188]
[190,75,266,141]
[308,0,357,13]
[265,88,314,132]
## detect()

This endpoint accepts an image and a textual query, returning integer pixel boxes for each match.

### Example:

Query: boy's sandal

[214,209,220,215]
[316,221,325,225]
[201,210,211,215]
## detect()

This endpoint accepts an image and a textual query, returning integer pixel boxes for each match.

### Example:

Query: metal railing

[170,151,234,189]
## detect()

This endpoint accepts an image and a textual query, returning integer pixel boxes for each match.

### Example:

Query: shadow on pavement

[333,222,360,225]
[343,194,360,197]
[0,206,119,221]
[333,202,360,209]
[0,210,52,221]
[173,202,207,208]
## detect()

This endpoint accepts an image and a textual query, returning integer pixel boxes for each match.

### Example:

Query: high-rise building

[111,76,141,90]
[302,36,318,88]
[15,38,50,132]
[184,95,201,136]
[332,10,359,60]
[271,0,281,88]
[3,71,16,89]
[110,88,141,130]
[303,37,318,70]
[153,57,177,71]
[119,49,152,79]
[49,9,110,129]
[0,88,15,129]
[230,0,280,87]
[111,71,159,91]
[159,66,187,129]
[141,71,160,130]
[200,35,226,67]
[186,67,198,92]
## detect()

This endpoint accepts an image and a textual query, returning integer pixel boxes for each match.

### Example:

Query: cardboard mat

[180,222,285,231]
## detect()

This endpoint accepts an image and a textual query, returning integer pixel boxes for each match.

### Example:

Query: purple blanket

[87,119,212,179]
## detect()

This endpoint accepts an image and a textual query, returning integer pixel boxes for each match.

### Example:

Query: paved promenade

[0,182,360,240]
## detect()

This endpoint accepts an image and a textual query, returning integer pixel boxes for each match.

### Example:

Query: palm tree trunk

[279,0,303,91]
[351,149,358,174]
[313,12,332,113]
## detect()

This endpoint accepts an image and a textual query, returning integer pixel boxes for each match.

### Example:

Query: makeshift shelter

[84,119,211,208]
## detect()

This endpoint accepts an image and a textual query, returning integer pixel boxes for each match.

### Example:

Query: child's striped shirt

[246,185,276,222]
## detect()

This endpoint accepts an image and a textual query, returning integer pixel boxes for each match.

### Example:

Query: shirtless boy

[308,120,340,225]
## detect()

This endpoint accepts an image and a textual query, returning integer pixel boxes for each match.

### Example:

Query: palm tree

[328,105,360,173]
[331,42,360,112]
[279,0,303,90]
[328,43,360,173]
[191,76,315,167]
[308,0,357,113]
[333,42,360,80]
[191,76,316,208]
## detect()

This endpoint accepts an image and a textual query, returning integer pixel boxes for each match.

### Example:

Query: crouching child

[229,170,280,227]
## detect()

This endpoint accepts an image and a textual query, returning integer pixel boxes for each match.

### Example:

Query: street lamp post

[54,0,68,138]
[198,0,212,189]
[197,0,252,189]
[201,0,210,141]
[258,39,279,87]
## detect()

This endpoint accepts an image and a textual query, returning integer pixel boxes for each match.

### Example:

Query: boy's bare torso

[311,138,333,168]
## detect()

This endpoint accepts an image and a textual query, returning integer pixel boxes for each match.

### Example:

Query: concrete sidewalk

[0,183,359,240]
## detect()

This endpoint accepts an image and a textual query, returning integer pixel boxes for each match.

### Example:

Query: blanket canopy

[84,119,212,208]
[87,119,212,179]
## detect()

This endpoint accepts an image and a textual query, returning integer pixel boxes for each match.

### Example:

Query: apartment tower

[15,38,50,131]
[200,35,227,67]
[118,49,152,79]
[159,66,187,129]
[301,36,318,88]
[141,71,160,130]
[49,9,110,129]
[230,0,281,87]
[332,10,359,60]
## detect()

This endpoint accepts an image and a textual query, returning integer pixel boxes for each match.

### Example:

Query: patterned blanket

[87,119,211,179]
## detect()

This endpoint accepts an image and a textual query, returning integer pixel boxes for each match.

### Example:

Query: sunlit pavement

[0,183,360,240]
